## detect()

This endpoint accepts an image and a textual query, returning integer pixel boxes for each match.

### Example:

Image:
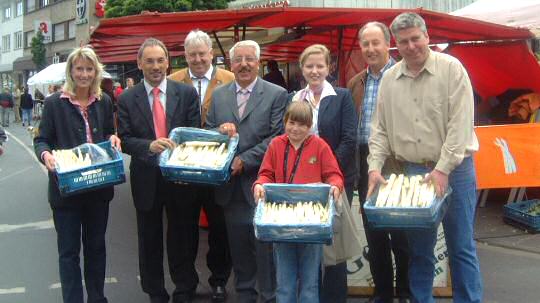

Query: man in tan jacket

[347,22,409,303]
[168,29,234,303]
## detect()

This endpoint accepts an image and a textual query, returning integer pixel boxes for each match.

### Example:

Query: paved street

[1,121,539,303]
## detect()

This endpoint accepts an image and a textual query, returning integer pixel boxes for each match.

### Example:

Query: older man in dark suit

[117,38,201,303]
[206,40,288,303]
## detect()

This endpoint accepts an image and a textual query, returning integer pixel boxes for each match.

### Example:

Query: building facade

[11,0,102,88]
[0,0,24,89]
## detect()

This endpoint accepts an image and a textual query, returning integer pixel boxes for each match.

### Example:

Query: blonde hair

[284,101,313,128]
[63,47,103,98]
[299,44,330,67]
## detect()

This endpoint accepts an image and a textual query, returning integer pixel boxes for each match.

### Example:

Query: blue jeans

[52,199,110,303]
[22,108,32,125]
[274,243,322,303]
[405,157,483,303]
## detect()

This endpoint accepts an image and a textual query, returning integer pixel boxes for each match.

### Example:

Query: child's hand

[330,186,341,203]
[253,184,265,202]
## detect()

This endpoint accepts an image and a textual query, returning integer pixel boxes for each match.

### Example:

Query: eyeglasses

[231,56,258,64]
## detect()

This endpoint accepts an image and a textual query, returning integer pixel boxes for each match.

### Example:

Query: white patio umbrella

[27,62,112,86]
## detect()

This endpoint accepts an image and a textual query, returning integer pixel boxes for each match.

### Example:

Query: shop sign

[76,0,88,25]
[95,0,106,18]
[34,20,52,44]
[243,0,289,9]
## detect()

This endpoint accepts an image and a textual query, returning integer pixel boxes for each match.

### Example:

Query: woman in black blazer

[34,47,121,303]
[291,44,358,303]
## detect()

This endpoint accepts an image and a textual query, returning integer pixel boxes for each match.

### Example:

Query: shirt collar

[367,58,395,80]
[235,77,258,93]
[144,78,167,96]
[60,91,97,105]
[396,49,435,79]
[303,80,337,101]
[189,65,213,81]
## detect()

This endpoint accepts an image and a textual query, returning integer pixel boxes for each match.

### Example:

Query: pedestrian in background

[290,44,358,303]
[263,60,287,90]
[20,87,34,127]
[14,86,22,123]
[34,46,121,303]
[0,87,13,127]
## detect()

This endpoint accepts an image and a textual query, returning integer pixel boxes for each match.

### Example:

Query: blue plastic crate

[254,183,334,244]
[159,127,239,185]
[56,141,125,197]
[363,183,452,229]
[503,200,540,232]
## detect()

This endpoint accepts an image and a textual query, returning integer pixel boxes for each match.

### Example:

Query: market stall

[89,6,539,297]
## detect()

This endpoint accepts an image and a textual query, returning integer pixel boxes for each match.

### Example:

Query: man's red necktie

[152,87,167,138]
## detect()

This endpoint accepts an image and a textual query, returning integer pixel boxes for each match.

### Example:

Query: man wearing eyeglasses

[169,29,235,303]
[206,40,288,303]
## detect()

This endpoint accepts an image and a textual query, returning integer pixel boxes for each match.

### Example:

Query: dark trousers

[136,178,200,302]
[321,185,354,303]
[357,144,410,300]
[194,185,231,287]
[223,183,275,303]
[52,198,110,303]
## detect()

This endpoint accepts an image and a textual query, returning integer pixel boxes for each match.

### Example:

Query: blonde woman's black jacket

[34,92,115,208]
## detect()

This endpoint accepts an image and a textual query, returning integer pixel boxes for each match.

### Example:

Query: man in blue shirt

[347,21,410,303]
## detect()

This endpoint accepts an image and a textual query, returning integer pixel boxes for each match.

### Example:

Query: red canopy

[447,41,540,99]
[90,7,533,63]
[90,7,539,96]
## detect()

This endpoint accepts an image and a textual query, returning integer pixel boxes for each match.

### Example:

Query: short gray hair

[137,38,169,61]
[359,22,391,45]
[390,12,427,37]
[229,40,260,60]
[184,29,212,50]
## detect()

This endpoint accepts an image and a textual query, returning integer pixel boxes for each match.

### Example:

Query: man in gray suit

[206,40,288,303]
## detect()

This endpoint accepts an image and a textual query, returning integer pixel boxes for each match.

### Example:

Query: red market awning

[90,6,533,64]
[446,41,540,99]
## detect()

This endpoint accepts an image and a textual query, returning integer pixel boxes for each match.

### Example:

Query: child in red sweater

[254,101,344,303]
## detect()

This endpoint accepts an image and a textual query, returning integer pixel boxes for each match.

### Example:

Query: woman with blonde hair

[291,44,358,303]
[34,47,121,303]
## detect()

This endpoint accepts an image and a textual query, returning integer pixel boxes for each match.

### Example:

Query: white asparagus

[376,173,396,207]
[387,174,404,207]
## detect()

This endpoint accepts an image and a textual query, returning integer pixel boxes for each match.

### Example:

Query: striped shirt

[358,59,394,145]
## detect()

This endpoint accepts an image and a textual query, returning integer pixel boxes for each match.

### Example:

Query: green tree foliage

[105,0,229,18]
[31,31,47,71]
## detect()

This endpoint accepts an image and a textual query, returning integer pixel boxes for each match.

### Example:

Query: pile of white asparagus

[167,141,228,168]
[374,174,436,208]
[260,201,330,224]
[53,148,92,171]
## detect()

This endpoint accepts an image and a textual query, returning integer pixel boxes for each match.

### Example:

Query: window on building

[26,0,35,13]
[2,35,11,52]
[14,31,23,49]
[16,1,23,16]
[68,19,75,39]
[40,0,49,8]
[24,30,34,48]
[54,22,65,42]
[4,6,11,21]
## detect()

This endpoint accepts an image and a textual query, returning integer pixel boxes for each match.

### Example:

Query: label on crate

[73,169,113,185]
